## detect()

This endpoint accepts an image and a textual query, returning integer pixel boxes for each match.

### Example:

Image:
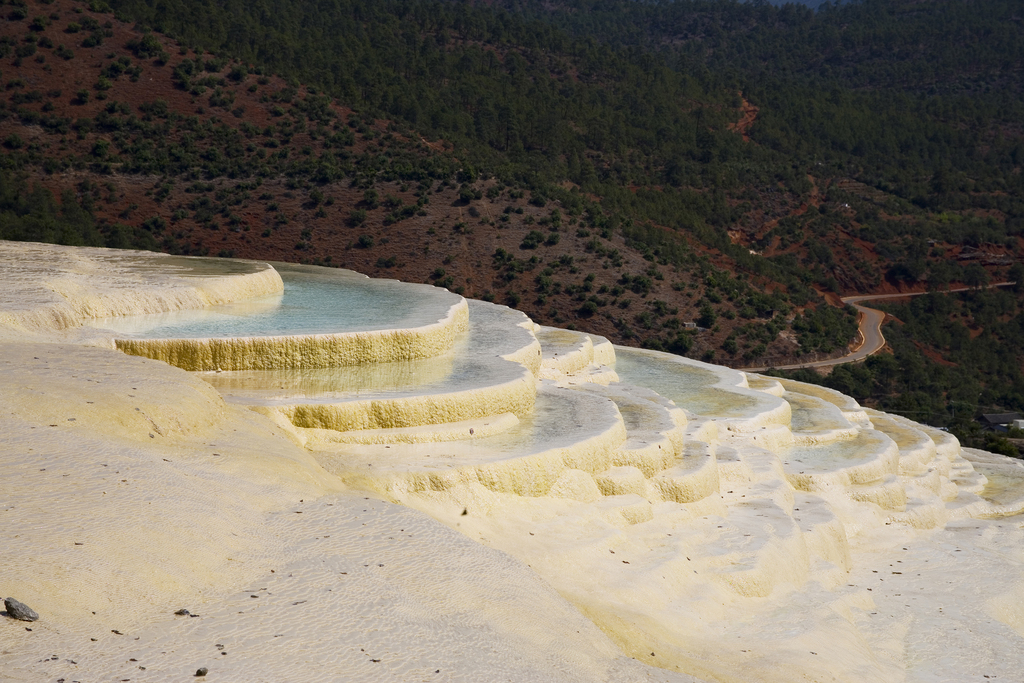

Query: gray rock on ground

[4,597,39,622]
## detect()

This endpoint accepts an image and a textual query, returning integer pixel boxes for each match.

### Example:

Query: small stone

[195,667,208,677]
[4,597,39,622]
[174,609,190,616]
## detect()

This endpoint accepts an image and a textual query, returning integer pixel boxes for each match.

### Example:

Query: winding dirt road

[742,283,1015,372]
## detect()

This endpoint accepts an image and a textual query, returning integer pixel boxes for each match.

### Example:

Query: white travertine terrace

[0,241,284,334]
[4,243,1024,683]
[208,300,541,434]
[106,264,470,371]
[113,299,468,371]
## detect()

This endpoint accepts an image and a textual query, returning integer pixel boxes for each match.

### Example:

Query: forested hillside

[1,0,1023,441]
[56,0,1024,294]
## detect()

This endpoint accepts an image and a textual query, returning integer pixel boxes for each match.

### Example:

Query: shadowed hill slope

[2,0,1022,379]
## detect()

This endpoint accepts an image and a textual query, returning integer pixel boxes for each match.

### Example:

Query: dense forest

[1,0,1023,447]
[80,0,1024,300]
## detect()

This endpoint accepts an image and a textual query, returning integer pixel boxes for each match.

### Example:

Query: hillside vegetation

[1,0,1022,427]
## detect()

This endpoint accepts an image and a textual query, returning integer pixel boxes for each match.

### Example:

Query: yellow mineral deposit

[3,241,1024,682]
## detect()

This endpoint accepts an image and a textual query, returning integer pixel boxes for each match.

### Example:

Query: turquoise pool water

[613,347,760,417]
[87,263,461,339]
